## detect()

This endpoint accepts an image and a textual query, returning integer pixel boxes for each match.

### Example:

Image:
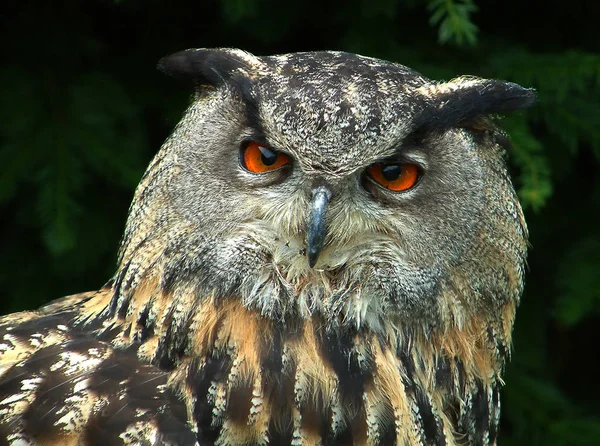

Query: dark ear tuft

[415,77,537,129]
[157,48,259,86]
[459,78,538,114]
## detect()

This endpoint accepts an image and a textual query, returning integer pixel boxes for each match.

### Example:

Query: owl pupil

[382,164,401,181]
[258,146,277,166]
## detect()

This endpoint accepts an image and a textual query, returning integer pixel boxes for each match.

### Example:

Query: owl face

[120,49,533,332]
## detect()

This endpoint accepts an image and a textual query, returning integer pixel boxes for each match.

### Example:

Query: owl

[0,48,535,445]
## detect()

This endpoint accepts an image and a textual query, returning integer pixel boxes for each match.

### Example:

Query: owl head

[114,48,535,335]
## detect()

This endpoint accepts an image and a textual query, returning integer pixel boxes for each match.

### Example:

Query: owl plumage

[0,49,535,445]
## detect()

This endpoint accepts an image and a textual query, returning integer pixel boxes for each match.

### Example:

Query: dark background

[1,1,599,444]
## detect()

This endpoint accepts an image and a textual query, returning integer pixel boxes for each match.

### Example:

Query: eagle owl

[0,49,534,445]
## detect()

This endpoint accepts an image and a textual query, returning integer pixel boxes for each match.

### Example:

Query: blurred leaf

[69,73,146,187]
[555,237,600,326]
[489,50,600,159]
[427,0,478,46]
[503,115,553,211]
[35,141,84,256]
[548,418,600,445]
[0,68,146,257]
[0,67,44,203]
[503,369,600,445]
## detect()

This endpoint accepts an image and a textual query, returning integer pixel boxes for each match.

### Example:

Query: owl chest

[163,303,496,446]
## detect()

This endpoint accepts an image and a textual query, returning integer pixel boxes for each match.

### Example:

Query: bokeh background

[1,1,599,444]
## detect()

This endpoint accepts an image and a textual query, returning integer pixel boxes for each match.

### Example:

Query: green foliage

[427,0,478,46]
[489,50,600,161]
[0,67,146,256]
[503,369,600,445]
[555,237,600,326]
[1,0,599,444]
[502,115,552,211]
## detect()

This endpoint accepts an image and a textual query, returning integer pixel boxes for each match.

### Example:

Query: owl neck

[86,259,515,375]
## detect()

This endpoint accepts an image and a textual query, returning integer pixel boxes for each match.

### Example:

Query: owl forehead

[252,52,430,173]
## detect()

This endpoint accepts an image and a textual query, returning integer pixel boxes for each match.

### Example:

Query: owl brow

[409,111,497,144]
[382,133,425,161]
[411,106,482,133]
[230,75,265,137]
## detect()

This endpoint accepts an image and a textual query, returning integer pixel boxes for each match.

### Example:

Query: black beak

[307,187,331,268]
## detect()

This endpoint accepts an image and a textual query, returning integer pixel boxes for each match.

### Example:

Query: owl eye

[367,162,420,192]
[241,141,290,173]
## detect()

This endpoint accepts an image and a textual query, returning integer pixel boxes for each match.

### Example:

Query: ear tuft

[415,76,537,128]
[157,48,260,86]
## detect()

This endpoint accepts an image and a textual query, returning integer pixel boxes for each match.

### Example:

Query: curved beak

[307,187,331,268]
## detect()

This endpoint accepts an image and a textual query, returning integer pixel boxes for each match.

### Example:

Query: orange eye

[367,163,420,192]
[242,141,290,173]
